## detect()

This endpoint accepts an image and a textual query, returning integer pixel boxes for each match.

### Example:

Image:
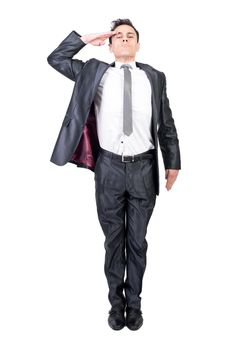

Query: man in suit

[47,18,181,331]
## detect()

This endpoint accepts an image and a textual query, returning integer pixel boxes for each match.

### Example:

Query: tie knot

[120,64,132,70]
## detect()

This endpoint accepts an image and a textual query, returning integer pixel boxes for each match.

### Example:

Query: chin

[119,51,131,55]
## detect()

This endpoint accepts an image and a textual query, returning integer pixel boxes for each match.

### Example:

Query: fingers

[86,30,117,46]
[165,169,179,191]
[166,178,174,191]
[97,31,116,39]
[89,31,116,46]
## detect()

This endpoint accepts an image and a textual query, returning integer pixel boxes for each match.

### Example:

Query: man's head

[108,18,140,63]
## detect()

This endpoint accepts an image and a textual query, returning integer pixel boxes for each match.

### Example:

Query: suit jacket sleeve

[157,72,181,170]
[47,30,87,81]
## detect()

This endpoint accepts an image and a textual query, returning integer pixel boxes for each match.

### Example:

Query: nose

[122,38,128,42]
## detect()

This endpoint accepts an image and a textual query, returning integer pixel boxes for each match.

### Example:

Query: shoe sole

[126,319,143,331]
[108,320,125,330]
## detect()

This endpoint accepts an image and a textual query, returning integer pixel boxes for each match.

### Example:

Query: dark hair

[109,18,139,44]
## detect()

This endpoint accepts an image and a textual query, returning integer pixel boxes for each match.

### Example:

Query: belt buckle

[121,154,134,162]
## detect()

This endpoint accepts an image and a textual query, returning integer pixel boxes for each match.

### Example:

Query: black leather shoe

[108,308,125,330]
[126,307,143,330]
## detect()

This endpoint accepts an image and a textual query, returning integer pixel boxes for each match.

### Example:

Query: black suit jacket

[47,30,181,195]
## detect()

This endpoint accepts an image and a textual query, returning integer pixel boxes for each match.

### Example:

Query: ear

[136,42,140,52]
[109,43,113,53]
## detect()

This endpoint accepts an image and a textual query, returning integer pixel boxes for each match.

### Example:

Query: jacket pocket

[94,153,102,180]
[62,114,73,127]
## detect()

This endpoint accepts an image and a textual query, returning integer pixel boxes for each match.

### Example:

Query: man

[47,18,181,331]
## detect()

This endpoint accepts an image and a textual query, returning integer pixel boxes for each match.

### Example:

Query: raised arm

[47,30,116,81]
[47,31,87,81]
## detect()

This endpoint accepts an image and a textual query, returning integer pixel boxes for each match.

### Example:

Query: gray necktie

[120,64,133,136]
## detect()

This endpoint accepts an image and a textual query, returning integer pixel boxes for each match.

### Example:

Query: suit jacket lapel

[91,61,115,99]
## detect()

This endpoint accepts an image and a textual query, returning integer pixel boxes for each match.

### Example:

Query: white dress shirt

[93,60,155,156]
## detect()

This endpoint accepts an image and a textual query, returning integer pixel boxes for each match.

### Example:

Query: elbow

[47,53,56,67]
[47,54,53,65]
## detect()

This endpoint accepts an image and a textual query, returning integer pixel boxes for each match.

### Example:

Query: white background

[1,0,234,349]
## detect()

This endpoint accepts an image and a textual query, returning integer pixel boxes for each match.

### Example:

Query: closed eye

[116,35,134,39]
[115,32,135,39]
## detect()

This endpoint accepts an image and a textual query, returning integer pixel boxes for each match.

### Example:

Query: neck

[115,56,135,64]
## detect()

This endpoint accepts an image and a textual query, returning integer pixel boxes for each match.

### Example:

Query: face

[109,24,140,61]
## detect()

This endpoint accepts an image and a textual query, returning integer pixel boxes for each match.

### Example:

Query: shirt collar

[114,61,137,69]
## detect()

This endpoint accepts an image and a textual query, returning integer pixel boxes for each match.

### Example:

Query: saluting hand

[80,31,117,46]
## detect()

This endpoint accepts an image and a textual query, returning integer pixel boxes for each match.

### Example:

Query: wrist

[80,36,88,44]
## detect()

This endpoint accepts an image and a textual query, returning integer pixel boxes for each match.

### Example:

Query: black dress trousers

[94,147,157,311]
